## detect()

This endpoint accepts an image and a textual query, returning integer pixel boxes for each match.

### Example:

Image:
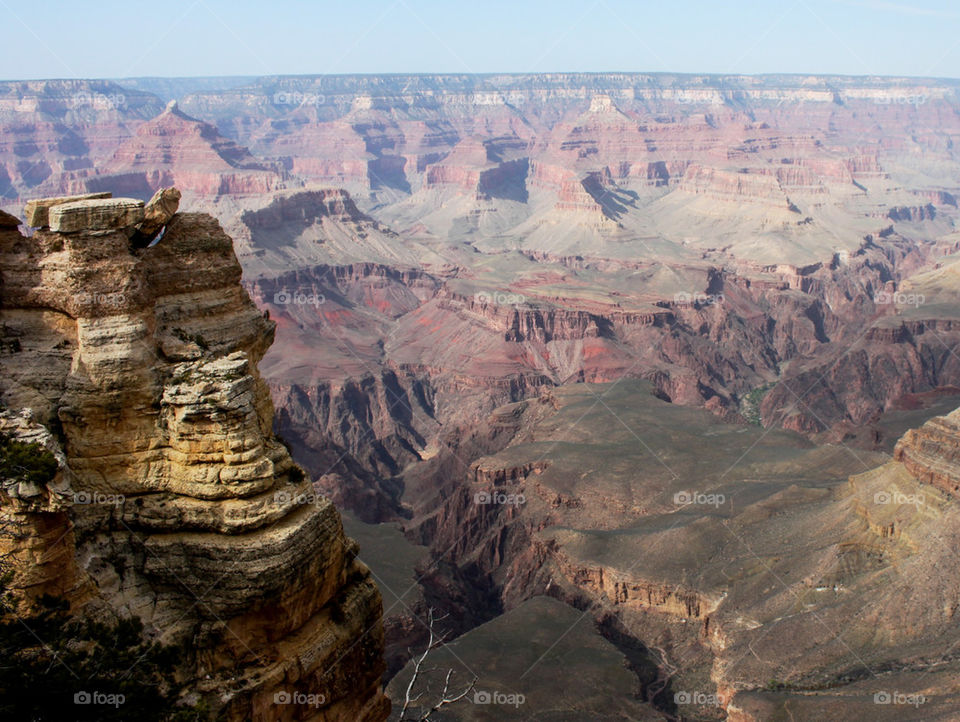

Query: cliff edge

[0,191,389,721]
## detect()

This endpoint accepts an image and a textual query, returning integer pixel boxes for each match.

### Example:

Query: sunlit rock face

[0,191,389,722]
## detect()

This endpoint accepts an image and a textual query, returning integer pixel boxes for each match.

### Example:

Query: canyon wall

[237,209,960,527]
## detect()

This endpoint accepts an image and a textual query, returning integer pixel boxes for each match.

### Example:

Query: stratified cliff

[0,191,389,721]
[894,407,960,496]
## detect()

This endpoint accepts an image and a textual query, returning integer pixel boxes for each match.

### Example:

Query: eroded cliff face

[0,192,389,721]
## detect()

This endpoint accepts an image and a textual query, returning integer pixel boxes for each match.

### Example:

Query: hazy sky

[1,0,959,80]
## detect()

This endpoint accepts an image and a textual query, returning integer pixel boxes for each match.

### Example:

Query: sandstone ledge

[49,197,144,233]
[23,191,112,227]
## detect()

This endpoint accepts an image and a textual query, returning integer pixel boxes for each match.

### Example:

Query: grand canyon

[2,70,960,720]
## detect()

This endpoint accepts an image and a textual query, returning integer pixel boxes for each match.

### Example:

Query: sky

[1,0,959,80]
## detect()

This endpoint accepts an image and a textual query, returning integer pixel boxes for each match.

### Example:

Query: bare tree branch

[418,667,477,721]
[399,607,478,721]
[401,608,437,720]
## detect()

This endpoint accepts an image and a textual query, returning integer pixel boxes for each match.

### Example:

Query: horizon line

[3,70,960,84]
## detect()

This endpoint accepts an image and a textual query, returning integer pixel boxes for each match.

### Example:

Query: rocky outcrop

[0,209,21,228]
[0,191,389,721]
[472,458,549,485]
[236,189,422,270]
[241,188,368,227]
[887,203,937,222]
[137,185,181,239]
[678,163,791,206]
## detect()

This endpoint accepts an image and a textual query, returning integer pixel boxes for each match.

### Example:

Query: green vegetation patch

[0,433,58,488]
[741,383,775,426]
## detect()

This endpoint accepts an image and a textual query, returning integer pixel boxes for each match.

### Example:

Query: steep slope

[68,101,288,201]
[234,189,426,274]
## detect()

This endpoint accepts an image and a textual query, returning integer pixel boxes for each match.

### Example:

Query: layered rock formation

[238,218,960,527]
[234,189,424,273]
[0,79,164,200]
[894,407,960,496]
[35,100,290,202]
[0,190,389,720]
